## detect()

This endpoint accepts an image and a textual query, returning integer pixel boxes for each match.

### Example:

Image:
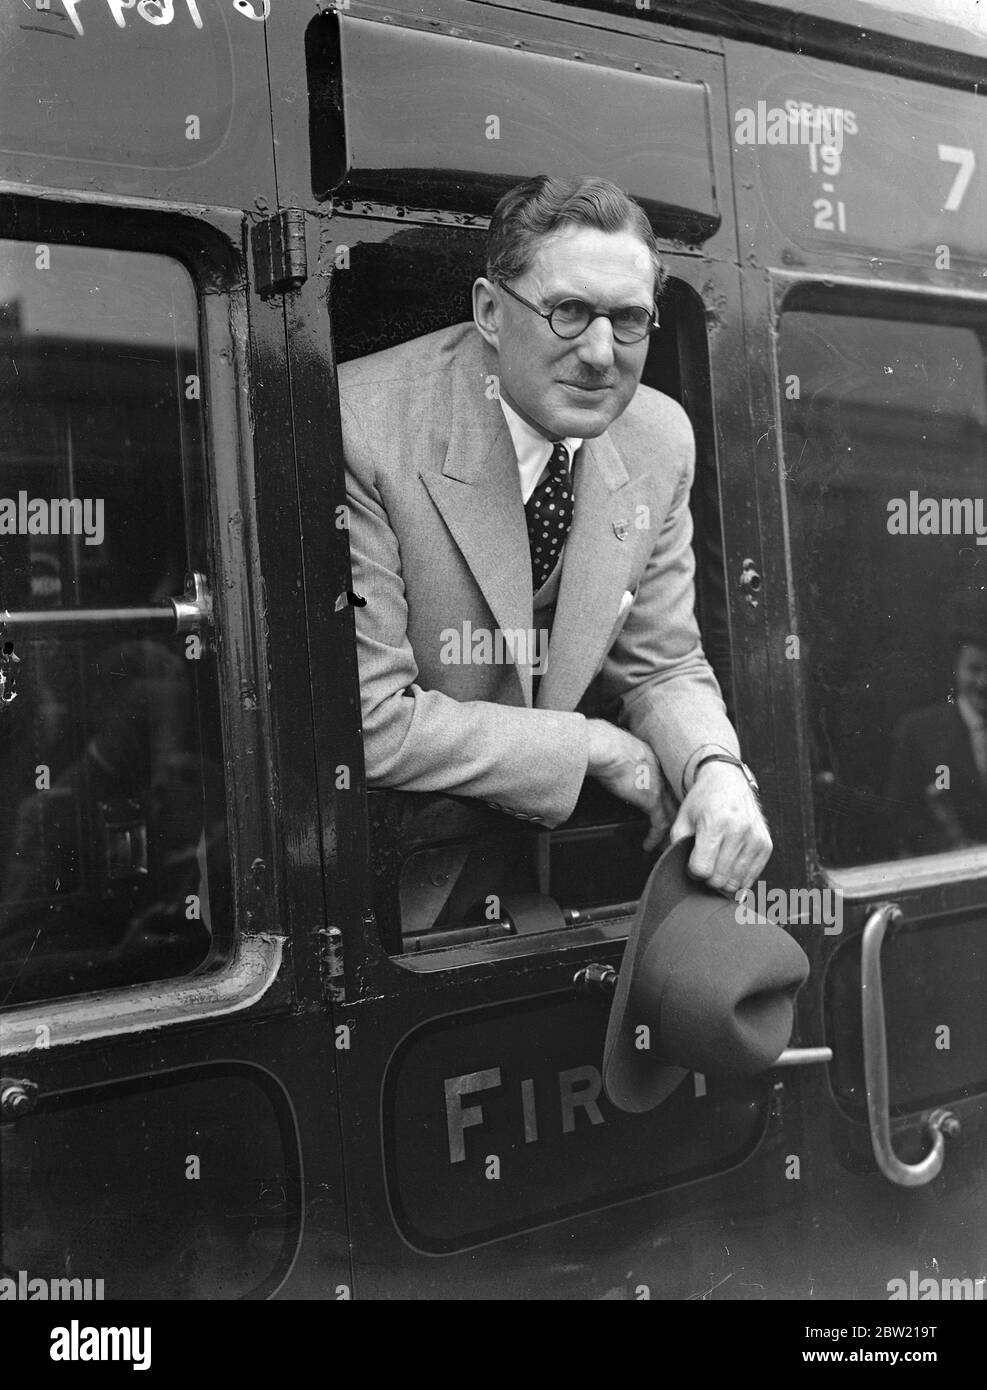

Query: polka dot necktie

[525,441,574,591]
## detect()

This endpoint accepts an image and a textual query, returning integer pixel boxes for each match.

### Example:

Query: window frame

[321,214,742,973]
[770,268,987,899]
[0,193,287,1059]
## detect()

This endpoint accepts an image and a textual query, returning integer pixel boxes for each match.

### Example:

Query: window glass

[0,241,230,1006]
[779,301,987,867]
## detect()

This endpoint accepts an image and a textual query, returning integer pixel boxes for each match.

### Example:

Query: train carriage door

[266,0,821,1298]
[725,23,987,1296]
[0,4,351,1300]
[768,276,987,1296]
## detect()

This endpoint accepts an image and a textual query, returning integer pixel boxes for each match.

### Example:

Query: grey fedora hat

[603,838,810,1113]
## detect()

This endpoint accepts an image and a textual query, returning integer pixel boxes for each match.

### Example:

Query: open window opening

[329,221,729,955]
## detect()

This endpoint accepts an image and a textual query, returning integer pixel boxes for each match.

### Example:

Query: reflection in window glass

[780,304,987,867]
[0,242,230,1005]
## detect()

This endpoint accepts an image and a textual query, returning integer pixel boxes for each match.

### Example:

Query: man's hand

[586,719,675,853]
[669,760,772,893]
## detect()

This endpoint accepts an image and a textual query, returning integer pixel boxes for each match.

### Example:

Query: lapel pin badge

[613,519,629,542]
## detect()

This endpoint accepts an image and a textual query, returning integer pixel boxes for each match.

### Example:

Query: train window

[778,293,987,868]
[0,240,231,1006]
[331,221,725,952]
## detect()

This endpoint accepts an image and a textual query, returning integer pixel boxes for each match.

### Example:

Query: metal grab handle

[861,903,959,1187]
[773,1046,832,1067]
[1,571,212,641]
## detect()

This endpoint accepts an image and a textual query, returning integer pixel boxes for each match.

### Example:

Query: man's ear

[472,277,501,349]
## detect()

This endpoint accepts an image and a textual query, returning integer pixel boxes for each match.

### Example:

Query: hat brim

[602,837,698,1113]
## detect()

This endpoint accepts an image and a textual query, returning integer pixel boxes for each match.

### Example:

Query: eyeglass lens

[550,299,653,342]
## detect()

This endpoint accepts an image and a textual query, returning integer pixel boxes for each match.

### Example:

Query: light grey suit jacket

[338,322,739,828]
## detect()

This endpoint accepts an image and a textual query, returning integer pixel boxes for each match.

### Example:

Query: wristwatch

[692,752,760,794]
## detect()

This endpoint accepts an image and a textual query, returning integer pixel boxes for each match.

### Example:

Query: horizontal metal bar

[1,606,178,640]
[405,898,640,953]
[402,920,515,953]
[773,1046,833,1067]
[1,573,213,642]
[563,901,638,926]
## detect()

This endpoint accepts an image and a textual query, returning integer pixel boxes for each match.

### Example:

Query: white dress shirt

[498,396,582,504]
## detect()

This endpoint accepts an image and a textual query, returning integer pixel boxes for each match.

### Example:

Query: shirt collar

[498,394,582,474]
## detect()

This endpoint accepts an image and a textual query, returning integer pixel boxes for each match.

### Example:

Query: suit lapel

[536,430,646,711]
[416,331,648,712]
[418,340,534,703]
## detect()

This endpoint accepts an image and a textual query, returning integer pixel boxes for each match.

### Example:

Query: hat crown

[603,840,810,1113]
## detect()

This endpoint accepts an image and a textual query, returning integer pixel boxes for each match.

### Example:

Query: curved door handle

[861,903,959,1187]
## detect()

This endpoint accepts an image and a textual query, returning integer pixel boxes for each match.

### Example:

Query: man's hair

[486,175,666,297]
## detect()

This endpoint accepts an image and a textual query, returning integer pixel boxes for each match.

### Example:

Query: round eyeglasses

[498,281,659,344]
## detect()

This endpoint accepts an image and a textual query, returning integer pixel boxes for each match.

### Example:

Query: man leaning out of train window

[338,174,772,897]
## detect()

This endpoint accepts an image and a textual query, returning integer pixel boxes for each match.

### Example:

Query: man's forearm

[619,661,741,798]
[362,683,590,827]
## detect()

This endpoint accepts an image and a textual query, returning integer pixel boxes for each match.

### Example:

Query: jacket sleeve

[340,396,589,827]
[596,405,740,797]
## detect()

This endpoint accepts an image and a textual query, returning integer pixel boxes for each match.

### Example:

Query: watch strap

[692,752,759,793]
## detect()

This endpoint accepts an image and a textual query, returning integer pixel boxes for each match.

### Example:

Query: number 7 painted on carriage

[938,145,975,212]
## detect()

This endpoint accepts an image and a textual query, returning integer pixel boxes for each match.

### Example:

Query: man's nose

[574,315,616,371]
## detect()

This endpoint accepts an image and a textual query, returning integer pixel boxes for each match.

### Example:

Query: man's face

[956,641,987,718]
[473,224,655,440]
